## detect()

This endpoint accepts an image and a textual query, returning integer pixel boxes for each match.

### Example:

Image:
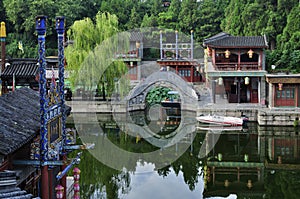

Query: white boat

[196,125,243,131]
[196,114,248,127]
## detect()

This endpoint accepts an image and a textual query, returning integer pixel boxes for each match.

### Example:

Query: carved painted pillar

[56,16,66,143]
[36,15,49,199]
[56,16,67,199]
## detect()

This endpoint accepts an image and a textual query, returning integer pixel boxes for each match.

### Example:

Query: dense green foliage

[145,86,179,106]
[1,0,299,71]
[64,12,129,97]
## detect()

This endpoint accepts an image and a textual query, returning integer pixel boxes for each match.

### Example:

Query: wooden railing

[115,50,138,59]
[214,62,261,71]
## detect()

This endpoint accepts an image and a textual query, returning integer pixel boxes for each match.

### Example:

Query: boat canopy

[168,91,179,95]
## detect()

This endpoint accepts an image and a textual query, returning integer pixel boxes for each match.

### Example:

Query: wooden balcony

[214,62,261,71]
[115,50,138,59]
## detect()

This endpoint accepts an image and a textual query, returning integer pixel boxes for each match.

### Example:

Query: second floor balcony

[214,62,262,71]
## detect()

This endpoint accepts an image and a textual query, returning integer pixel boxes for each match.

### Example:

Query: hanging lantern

[225,49,230,58]
[247,180,253,189]
[218,153,222,161]
[278,83,283,91]
[55,185,64,199]
[218,77,223,85]
[224,179,229,187]
[245,77,250,85]
[248,49,254,58]
[244,154,249,162]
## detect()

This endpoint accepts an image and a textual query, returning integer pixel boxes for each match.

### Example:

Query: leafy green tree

[0,0,6,20]
[277,5,300,51]
[240,2,266,36]
[3,0,102,58]
[126,7,141,30]
[100,0,133,30]
[141,14,158,28]
[65,12,129,99]
[273,5,300,72]
[178,0,200,35]
[221,0,248,35]
[196,0,228,41]
[157,0,181,30]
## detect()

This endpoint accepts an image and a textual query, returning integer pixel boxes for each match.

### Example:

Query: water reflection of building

[203,132,265,198]
[202,128,300,198]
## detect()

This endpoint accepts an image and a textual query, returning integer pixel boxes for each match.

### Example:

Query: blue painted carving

[56,16,66,145]
[36,15,48,162]
[36,15,67,163]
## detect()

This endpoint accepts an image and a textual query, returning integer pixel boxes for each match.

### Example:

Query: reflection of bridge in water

[124,110,197,148]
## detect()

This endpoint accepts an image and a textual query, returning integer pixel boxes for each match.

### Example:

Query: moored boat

[196,114,248,127]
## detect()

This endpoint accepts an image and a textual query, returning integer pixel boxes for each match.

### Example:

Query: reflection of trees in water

[265,170,300,199]
[157,133,206,191]
[69,150,130,199]
[69,113,205,197]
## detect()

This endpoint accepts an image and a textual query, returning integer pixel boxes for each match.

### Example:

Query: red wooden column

[1,22,7,94]
[191,66,194,82]
[238,49,241,70]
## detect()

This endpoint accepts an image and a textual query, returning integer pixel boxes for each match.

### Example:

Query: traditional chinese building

[1,58,39,92]
[0,87,72,198]
[203,32,268,104]
[115,32,143,81]
[157,30,203,83]
[0,88,45,197]
[266,73,300,107]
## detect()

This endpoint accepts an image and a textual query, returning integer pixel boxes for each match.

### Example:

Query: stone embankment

[66,98,300,126]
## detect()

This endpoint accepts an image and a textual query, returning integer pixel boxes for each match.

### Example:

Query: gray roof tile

[204,32,268,48]
[0,87,71,156]
[1,62,39,80]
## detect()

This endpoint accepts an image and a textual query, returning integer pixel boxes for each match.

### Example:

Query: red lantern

[73,167,81,198]
[55,185,64,199]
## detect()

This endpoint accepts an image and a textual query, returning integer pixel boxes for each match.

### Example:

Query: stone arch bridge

[127,71,198,111]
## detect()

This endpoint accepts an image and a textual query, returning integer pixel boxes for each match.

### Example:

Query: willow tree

[65,12,129,100]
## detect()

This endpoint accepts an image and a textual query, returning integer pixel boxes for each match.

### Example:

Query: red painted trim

[61,155,67,199]
[42,165,49,199]
[0,159,9,171]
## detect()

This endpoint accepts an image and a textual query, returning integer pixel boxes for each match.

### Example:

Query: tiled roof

[203,32,268,48]
[129,31,143,41]
[0,88,40,156]
[0,171,33,198]
[1,62,39,79]
[0,87,71,156]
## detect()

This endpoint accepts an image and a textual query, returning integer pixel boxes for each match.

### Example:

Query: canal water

[68,110,300,199]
